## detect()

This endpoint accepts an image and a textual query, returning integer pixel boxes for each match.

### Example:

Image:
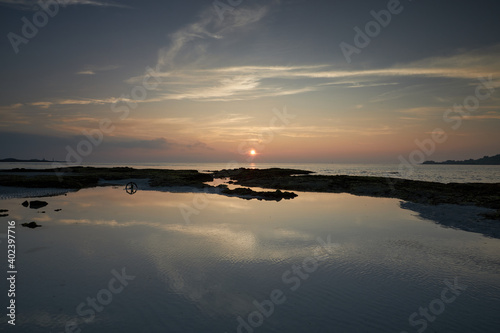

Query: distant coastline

[423,154,500,165]
[0,158,64,163]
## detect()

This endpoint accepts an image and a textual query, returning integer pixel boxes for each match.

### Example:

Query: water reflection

[2,187,500,332]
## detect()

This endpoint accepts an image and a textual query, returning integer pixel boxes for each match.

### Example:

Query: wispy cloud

[35,113,253,144]
[127,44,500,102]
[7,40,500,107]
[0,0,130,10]
[26,97,120,109]
[156,5,270,70]
[462,114,500,120]
[76,64,120,75]
[110,137,214,151]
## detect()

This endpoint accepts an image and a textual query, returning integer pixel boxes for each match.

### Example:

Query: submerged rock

[22,221,42,228]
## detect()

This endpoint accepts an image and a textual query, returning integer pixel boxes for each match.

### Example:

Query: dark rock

[29,200,48,209]
[220,187,298,201]
[22,200,29,207]
[0,166,214,189]
[54,209,62,212]
[480,209,500,220]
[22,221,42,228]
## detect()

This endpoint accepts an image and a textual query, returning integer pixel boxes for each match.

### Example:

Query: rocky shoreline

[213,168,500,210]
[1,166,499,209]
[1,166,499,238]
[1,166,499,219]
[0,167,301,202]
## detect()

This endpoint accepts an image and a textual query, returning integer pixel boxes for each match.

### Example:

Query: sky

[0,0,499,164]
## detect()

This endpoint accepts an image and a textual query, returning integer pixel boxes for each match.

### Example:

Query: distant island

[423,154,500,165]
[0,158,64,163]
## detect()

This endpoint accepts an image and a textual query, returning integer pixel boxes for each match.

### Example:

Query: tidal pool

[1,186,499,332]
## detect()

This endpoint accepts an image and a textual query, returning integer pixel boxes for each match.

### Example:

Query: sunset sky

[1,0,499,163]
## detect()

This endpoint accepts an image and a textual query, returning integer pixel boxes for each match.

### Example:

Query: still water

[1,186,499,332]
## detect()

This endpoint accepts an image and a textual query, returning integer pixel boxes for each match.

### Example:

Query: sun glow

[250,149,256,156]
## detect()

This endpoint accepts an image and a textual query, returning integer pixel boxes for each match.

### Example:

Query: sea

[1,162,500,332]
[1,162,500,183]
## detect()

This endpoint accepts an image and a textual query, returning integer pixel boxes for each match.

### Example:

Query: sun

[250,149,256,156]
